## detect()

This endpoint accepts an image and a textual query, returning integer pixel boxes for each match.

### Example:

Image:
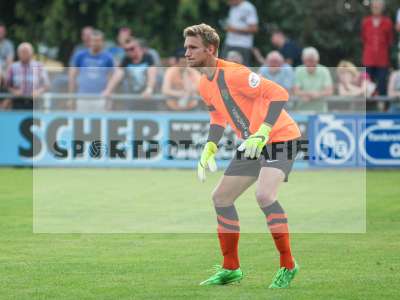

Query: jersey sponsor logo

[248,72,260,88]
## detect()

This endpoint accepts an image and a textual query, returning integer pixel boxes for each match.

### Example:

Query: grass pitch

[0,168,399,299]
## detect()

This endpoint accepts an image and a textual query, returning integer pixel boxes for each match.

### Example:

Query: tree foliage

[0,0,398,66]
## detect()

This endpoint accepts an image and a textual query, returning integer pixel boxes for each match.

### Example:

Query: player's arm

[197,92,227,182]
[233,70,289,158]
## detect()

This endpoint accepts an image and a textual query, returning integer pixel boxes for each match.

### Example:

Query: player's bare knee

[212,190,234,207]
[255,190,276,207]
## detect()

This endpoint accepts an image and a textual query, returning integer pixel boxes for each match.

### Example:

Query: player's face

[184,36,210,68]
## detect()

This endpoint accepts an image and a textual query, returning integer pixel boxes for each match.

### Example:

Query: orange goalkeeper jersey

[198,59,301,143]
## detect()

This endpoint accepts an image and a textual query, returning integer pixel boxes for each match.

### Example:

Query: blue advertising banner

[309,114,400,168]
[0,111,308,168]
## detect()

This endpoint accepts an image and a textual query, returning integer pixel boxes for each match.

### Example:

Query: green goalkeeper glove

[197,141,218,182]
[237,123,272,159]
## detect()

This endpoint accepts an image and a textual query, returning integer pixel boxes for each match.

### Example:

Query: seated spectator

[226,50,244,64]
[258,51,294,92]
[337,60,375,97]
[0,64,11,110]
[271,29,302,67]
[102,38,157,109]
[69,26,93,65]
[68,30,114,112]
[293,47,333,112]
[388,68,400,111]
[107,27,132,65]
[161,48,201,111]
[6,43,50,110]
[0,22,14,73]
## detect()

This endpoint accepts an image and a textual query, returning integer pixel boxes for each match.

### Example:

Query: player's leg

[200,175,256,286]
[256,167,294,268]
[256,167,299,288]
[213,175,256,268]
[256,141,299,288]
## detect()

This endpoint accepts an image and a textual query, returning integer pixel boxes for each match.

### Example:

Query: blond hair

[337,60,359,77]
[183,23,220,53]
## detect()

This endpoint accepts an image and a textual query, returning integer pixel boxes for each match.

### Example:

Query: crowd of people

[0,0,400,112]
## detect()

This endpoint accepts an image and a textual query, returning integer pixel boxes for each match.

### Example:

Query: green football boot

[269,260,299,289]
[200,265,243,286]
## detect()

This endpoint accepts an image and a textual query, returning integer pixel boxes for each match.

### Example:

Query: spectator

[361,0,393,95]
[68,30,114,112]
[69,26,93,65]
[396,8,400,66]
[226,50,244,64]
[0,22,15,73]
[258,51,294,92]
[337,60,375,97]
[388,69,400,111]
[161,48,201,111]
[271,29,302,67]
[107,27,132,65]
[293,47,333,112]
[0,65,11,110]
[222,0,258,66]
[137,38,161,66]
[6,42,50,110]
[102,38,157,108]
[388,69,400,97]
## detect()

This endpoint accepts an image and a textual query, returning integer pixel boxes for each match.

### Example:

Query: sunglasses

[124,46,137,52]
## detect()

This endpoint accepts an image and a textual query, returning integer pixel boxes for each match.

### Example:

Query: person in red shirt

[183,23,301,288]
[361,0,394,95]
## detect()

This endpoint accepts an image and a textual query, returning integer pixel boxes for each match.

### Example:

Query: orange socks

[215,205,240,270]
[261,201,294,269]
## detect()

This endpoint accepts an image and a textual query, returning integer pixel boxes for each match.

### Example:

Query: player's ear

[206,45,217,56]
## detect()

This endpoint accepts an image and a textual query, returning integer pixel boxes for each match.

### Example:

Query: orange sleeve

[227,67,289,131]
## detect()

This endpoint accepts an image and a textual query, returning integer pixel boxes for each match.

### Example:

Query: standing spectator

[69,26,93,65]
[161,48,201,111]
[0,22,14,73]
[107,27,132,65]
[270,29,302,67]
[258,51,294,92]
[6,43,49,110]
[226,50,244,64]
[69,30,114,112]
[293,47,333,112]
[222,0,258,66]
[361,0,393,95]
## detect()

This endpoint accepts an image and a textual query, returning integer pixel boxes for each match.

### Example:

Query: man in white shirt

[223,0,258,66]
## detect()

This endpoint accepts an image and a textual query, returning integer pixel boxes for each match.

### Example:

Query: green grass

[0,169,399,299]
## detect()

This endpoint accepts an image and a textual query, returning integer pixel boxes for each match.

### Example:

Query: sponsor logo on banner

[311,115,357,167]
[359,119,400,166]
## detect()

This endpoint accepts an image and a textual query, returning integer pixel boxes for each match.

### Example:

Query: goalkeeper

[183,23,302,289]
